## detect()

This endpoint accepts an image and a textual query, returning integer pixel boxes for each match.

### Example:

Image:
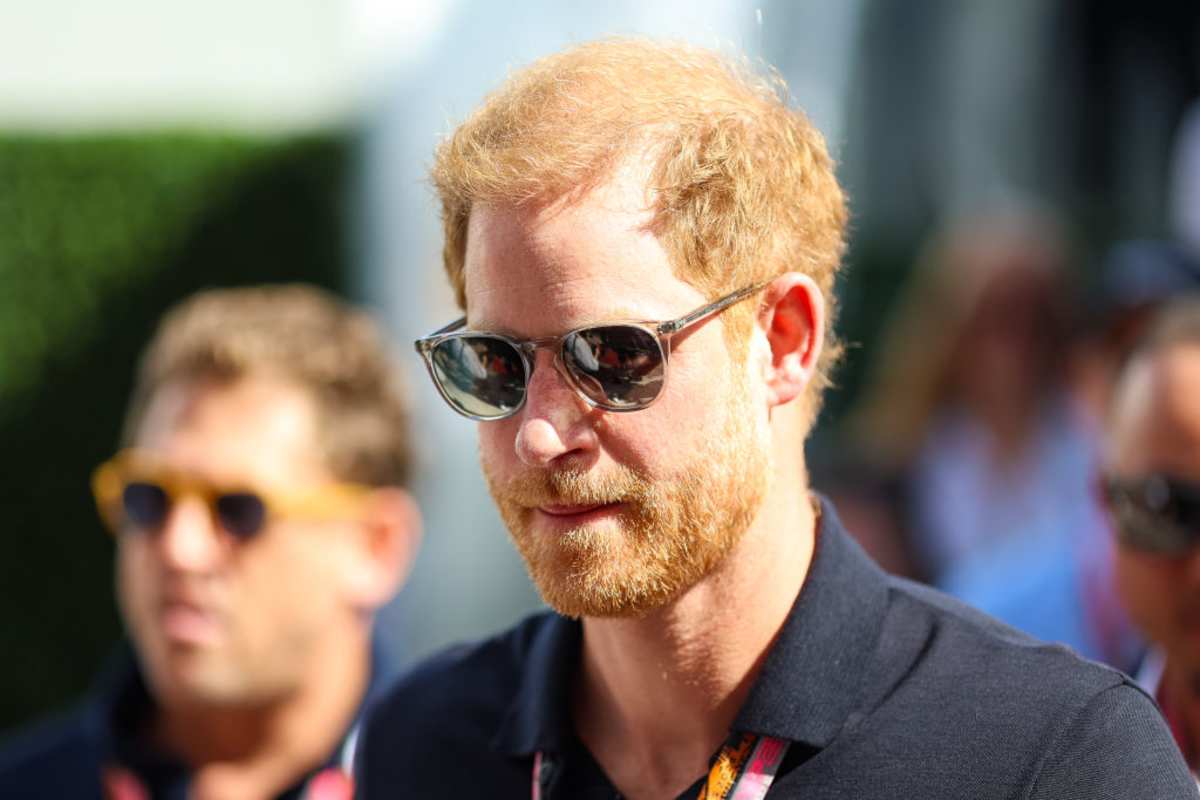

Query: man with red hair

[359,39,1191,798]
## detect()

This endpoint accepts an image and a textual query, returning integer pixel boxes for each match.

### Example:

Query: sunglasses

[1102,474,1200,555]
[92,450,372,540]
[414,283,766,421]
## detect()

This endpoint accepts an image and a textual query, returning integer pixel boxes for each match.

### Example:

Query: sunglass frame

[91,450,373,539]
[414,282,767,421]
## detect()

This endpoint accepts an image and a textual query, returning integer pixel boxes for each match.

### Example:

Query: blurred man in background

[0,286,420,799]
[1105,296,1200,778]
[358,39,1192,798]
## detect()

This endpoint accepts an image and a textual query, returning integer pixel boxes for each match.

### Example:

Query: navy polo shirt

[358,501,1195,798]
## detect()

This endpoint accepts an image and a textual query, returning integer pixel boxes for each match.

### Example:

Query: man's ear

[344,488,422,611]
[757,273,824,409]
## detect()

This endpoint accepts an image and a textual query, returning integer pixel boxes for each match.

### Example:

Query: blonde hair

[431,38,848,397]
[123,285,411,487]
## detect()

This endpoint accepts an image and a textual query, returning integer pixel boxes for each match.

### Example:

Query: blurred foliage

[0,131,351,733]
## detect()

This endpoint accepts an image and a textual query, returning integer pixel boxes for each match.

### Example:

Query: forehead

[462,158,706,334]
[1108,344,1200,477]
[133,375,329,487]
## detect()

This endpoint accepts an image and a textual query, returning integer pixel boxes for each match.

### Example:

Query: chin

[521,530,724,620]
[536,577,681,620]
[154,660,239,706]
[136,641,249,708]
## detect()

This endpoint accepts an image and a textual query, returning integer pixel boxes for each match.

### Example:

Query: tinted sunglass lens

[122,482,169,531]
[1114,476,1200,554]
[562,326,664,409]
[1115,509,1194,555]
[1171,481,1200,530]
[430,336,526,418]
[215,493,267,539]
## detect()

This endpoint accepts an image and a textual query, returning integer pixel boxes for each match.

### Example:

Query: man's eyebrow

[466,306,654,336]
[462,318,512,335]
[605,305,650,321]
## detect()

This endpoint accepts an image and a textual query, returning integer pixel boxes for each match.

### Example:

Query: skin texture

[1108,344,1200,679]
[462,157,824,799]
[117,374,417,798]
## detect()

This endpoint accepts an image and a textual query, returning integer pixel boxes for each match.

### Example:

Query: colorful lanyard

[102,724,360,800]
[102,765,354,800]
[698,732,790,800]
[531,732,789,800]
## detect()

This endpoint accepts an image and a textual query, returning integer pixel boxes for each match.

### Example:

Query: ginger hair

[431,38,848,401]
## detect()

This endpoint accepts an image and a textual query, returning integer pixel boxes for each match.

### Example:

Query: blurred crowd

[822,99,1200,675]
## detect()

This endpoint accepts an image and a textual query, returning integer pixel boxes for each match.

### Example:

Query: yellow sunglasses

[92,450,373,540]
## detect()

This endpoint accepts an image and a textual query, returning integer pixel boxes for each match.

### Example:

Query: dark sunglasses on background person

[1102,473,1200,555]
[92,450,373,540]
[415,282,767,421]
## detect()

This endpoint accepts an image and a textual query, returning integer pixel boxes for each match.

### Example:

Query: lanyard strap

[531,751,547,800]
[698,733,789,800]
[102,725,360,800]
[102,765,354,800]
[531,733,789,800]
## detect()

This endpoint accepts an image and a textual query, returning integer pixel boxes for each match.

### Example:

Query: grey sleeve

[1031,683,1196,799]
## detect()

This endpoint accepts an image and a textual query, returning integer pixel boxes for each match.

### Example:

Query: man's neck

[156,638,370,800]
[573,483,817,800]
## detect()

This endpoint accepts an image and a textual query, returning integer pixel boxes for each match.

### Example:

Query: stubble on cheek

[478,389,770,619]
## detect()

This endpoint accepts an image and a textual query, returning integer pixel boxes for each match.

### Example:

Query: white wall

[0,0,452,130]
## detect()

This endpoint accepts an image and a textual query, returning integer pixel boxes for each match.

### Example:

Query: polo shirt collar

[493,611,582,756]
[492,496,890,756]
[732,498,889,746]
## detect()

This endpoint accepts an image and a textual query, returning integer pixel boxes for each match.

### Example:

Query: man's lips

[158,599,222,646]
[539,503,613,516]
[534,502,624,525]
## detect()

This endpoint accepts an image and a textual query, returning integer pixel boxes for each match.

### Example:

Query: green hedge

[0,131,352,733]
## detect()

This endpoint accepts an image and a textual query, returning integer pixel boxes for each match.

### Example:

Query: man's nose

[155,496,226,572]
[514,351,598,468]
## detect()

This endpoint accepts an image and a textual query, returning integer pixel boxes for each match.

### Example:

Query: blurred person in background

[848,213,1137,667]
[0,286,420,799]
[1073,240,1200,425]
[357,40,1191,798]
[1104,297,1200,779]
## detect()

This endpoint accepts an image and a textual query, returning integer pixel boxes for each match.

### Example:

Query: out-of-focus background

[3,0,1200,735]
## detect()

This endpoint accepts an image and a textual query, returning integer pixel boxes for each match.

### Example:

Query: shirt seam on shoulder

[1023,682,1129,800]
[890,578,1135,682]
